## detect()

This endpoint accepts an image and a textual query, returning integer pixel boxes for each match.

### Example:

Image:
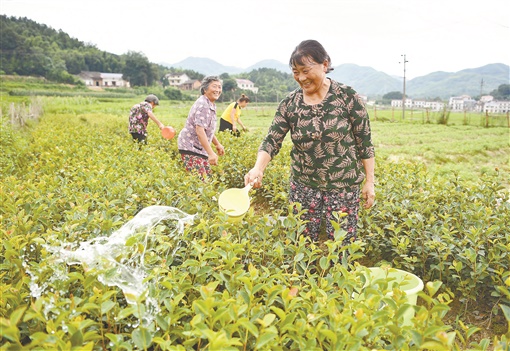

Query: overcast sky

[2,0,509,79]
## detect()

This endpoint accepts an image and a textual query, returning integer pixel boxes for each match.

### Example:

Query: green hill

[0,15,123,83]
[407,64,509,98]
[328,64,401,96]
[1,15,508,100]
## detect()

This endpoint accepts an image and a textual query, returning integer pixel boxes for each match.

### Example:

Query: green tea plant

[359,161,509,320]
[1,95,509,350]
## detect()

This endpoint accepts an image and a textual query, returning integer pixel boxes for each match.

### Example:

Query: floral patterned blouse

[177,95,218,158]
[128,101,153,136]
[259,79,375,191]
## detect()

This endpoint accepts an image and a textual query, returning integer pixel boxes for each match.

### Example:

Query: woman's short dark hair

[289,40,334,73]
[200,76,221,95]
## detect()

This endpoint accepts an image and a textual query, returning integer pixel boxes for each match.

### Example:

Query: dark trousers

[131,133,147,144]
[219,119,240,137]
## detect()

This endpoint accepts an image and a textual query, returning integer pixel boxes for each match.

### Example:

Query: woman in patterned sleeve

[178,76,225,180]
[128,94,165,144]
[244,40,375,245]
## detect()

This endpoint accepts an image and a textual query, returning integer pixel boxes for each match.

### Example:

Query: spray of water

[32,205,195,325]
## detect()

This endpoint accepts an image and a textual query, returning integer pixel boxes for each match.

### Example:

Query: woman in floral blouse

[128,94,165,144]
[177,76,225,180]
[244,40,375,244]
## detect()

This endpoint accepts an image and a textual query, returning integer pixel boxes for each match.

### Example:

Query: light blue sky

[2,0,509,78]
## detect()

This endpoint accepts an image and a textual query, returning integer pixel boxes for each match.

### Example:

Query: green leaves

[132,327,153,349]
[2,98,509,350]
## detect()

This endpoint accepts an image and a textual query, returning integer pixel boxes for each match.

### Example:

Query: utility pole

[400,54,408,120]
[479,78,485,114]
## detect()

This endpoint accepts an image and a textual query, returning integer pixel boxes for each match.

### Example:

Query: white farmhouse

[391,99,445,110]
[448,95,477,111]
[235,79,259,94]
[391,99,413,108]
[484,100,510,114]
[165,73,190,87]
[78,71,129,88]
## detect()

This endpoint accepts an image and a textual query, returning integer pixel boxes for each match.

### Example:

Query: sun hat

[145,94,159,105]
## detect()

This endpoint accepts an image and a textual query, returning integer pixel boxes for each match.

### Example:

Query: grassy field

[135,98,510,187]
[4,93,508,185]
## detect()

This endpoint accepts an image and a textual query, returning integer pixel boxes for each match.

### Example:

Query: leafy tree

[222,78,237,93]
[122,51,155,87]
[489,84,510,100]
[382,91,404,100]
[0,15,125,83]
[164,87,184,100]
[211,74,237,102]
[62,51,86,74]
[162,75,170,88]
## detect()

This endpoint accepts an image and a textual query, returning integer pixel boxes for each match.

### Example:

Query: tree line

[0,15,298,102]
[0,15,189,87]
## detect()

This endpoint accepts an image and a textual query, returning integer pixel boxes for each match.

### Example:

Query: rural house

[482,100,510,114]
[179,79,201,91]
[392,99,445,111]
[165,73,190,87]
[78,71,129,88]
[165,73,201,90]
[474,95,510,113]
[448,95,477,111]
[235,79,258,94]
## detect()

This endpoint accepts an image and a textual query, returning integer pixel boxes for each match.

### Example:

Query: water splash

[33,205,195,324]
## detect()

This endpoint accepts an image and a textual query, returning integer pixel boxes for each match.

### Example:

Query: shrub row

[1,112,509,350]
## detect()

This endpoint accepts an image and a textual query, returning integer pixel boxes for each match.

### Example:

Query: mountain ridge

[162,57,509,99]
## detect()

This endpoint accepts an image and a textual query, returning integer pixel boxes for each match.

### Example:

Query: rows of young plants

[1,103,509,350]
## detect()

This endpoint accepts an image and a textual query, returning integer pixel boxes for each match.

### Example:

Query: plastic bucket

[357,267,424,326]
[218,182,253,223]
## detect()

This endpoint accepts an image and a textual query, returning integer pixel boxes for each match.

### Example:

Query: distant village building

[235,79,259,94]
[78,71,129,88]
[414,100,445,110]
[165,73,190,87]
[479,95,494,103]
[483,100,510,114]
[448,95,477,111]
[475,95,509,114]
[390,95,508,113]
[391,99,414,109]
[165,73,203,90]
[391,99,445,110]
[179,79,201,91]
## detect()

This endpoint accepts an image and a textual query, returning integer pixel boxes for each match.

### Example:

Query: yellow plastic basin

[218,182,253,223]
[356,267,424,326]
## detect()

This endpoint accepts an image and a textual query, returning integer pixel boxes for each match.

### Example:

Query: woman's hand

[208,152,219,166]
[215,143,225,156]
[362,181,375,209]
[245,151,271,188]
[245,168,263,188]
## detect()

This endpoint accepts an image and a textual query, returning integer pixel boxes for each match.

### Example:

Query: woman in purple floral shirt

[245,40,375,245]
[128,94,165,144]
[178,76,225,180]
